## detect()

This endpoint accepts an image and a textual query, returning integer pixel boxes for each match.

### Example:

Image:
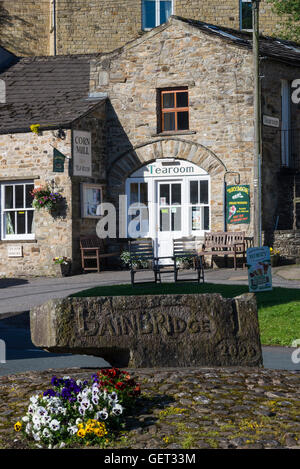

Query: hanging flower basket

[31,186,64,212]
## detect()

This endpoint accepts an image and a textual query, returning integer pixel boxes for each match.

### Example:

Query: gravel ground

[0,366,299,450]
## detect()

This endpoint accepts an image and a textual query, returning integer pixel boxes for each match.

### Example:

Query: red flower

[132,385,141,396]
[115,381,126,391]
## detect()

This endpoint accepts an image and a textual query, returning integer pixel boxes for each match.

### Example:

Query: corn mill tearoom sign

[73,130,92,177]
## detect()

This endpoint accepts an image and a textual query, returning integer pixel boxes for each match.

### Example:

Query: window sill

[152,130,197,137]
[0,239,37,244]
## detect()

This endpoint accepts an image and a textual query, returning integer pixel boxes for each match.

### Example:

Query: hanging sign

[53,148,66,172]
[73,130,92,177]
[226,185,250,224]
[247,247,272,292]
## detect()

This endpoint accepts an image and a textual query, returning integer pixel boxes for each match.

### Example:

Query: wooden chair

[80,235,119,273]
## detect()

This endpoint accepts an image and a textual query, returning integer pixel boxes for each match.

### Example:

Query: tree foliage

[268,0,300,42]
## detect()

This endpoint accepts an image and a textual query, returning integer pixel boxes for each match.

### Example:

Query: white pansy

[22,416,29,423]
[76,379,83,386]
[33,422,41,431]
[37,406,47,417]
[25,423,32,434]
[92,395,99,405]
[112,404,123,416]
[67,425,78,435]
[63,376,71,380]
[32,432,41,441]
[49,419,60,431]
[29,395,39,404]
[108,392,118,403]
[95,409,109,420]
[81,397,91,409]
[75,418,83,425]
[42,428,51,438]
[32,415,41,425]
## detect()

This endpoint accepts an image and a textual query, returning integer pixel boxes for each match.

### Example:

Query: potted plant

[53,256,72,276]
[270,247,280,267]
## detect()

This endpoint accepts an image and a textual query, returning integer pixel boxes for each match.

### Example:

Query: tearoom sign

[226,185,250,224]
[73,130,92,177]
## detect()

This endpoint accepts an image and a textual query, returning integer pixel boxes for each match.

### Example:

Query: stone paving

[0,366,299,449]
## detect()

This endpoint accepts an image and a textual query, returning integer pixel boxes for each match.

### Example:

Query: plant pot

[53,262,72,277]
[270,255,280,267]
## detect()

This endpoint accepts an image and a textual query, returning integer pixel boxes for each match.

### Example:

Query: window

[0,181,35,240]
[240,0,252,30]
[142,0,172,30]
[160,88,189,132]
[128,181,149,236]
[281,80,291,167]
[189,179,210,231]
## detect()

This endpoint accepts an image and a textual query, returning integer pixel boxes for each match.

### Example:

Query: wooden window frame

[160,88,189,132]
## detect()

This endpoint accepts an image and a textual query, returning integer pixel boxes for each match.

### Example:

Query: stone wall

[0,0,49,56]
[0,1,288,57]
[269,230,300,260]
[0,129,73,277]
[0,102,107,278]
[91,18,256,237]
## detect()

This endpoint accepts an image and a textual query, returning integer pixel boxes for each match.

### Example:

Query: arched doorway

[125,158,210,260]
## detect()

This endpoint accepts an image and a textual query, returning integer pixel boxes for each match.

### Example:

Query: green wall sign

[53,148,66,173]
[226,184,250,225]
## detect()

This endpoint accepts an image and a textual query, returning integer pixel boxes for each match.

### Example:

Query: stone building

[0,0,287,57]
[0,15,300,277]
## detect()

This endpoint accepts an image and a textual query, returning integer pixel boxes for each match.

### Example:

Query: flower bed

[14,368,140,448]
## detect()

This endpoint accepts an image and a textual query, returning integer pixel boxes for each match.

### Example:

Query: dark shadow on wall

[106,100,137,179]
[0,5,44,56]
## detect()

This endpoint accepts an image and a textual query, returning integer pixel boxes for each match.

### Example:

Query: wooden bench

[199,231,246,270]
[128,238,159,286]
[80,236,119,273]
[154,237,205,283]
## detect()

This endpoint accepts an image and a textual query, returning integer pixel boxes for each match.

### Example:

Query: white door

[156,180,183,263]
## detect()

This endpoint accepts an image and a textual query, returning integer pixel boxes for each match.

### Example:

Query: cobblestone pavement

[0,366,299,449]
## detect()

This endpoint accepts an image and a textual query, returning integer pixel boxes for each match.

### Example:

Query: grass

[70,282,300,347]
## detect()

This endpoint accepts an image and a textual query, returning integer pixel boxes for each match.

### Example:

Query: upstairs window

[160,88,189,132]
[240,0,253,30]
[142,0,173,30]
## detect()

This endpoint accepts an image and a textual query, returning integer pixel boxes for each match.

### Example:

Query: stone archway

[107,138,227,196]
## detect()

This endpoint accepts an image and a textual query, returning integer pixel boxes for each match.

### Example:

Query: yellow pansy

[14,421,22,432]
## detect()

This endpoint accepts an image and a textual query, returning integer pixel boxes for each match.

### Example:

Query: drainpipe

[50,0,57,56]
[253,0,262,247]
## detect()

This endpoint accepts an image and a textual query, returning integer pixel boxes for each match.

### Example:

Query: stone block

[30,292,262,368]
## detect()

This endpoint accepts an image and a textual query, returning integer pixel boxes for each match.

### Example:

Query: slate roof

[0,54,103,134]
[174,16,300,67]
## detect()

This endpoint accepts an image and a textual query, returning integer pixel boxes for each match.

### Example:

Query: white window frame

[142,0,173,31]
[188,176,211,235]
[0,181,35,241]
[240,0,253,31]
